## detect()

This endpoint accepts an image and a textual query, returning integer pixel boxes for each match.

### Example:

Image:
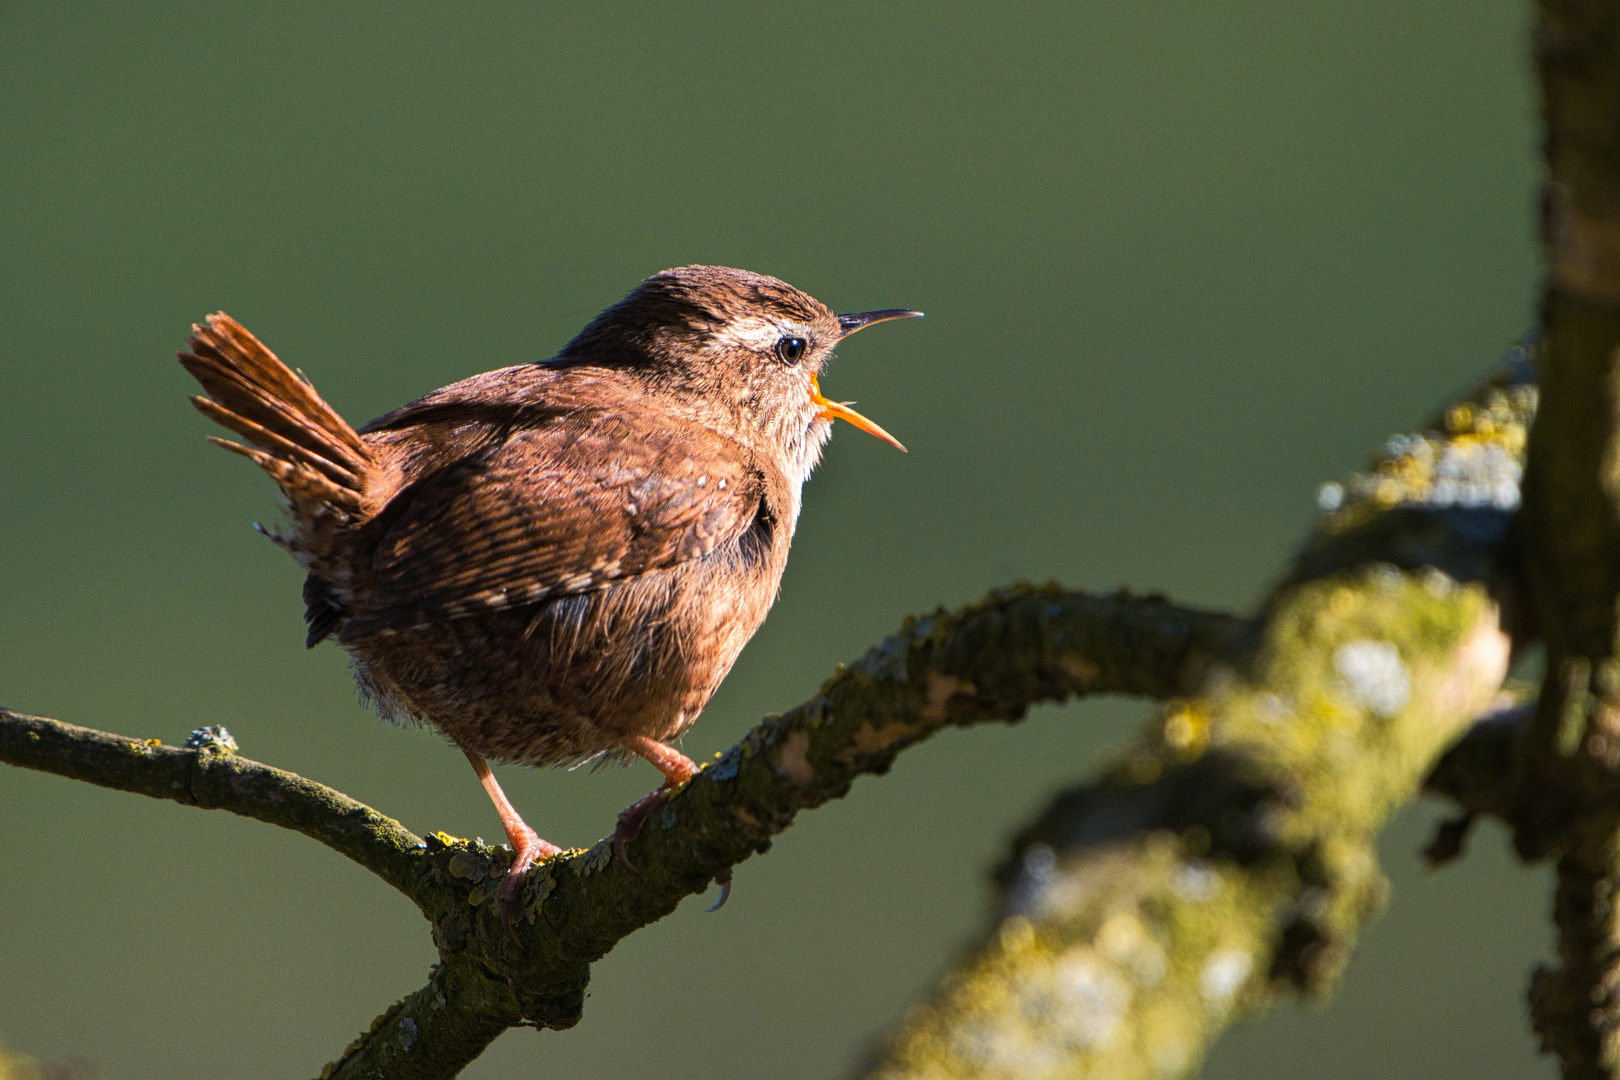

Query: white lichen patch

[1049,949,1132,1049]
[1003,846,1096,923]
[1253,693,1290,725]
[1318,372,1533,522]
[1199,949,1253,1006]
[987,950,1134,1059]
[1172,861,1220,903]
[949,1018,1064,1079]
[1024,872,1087,923]
[1333,640,1411,717]
[1376,433,1523,510]
[1024,843,1057,879]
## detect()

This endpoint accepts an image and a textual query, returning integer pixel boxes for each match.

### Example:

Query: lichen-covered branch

[852,360,1530,1080]
[0,589,1237,1080]
[0,711,425,897]
[321,957,519,1080]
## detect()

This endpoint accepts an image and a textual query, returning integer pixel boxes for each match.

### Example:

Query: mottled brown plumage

[178,265,919,934]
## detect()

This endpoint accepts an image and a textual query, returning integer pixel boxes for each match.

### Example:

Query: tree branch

[1425,700,1531,822]
[852,357,1530,1079]
[1511,2,1620,1073]
[0,711,425,897]
[1,588,1238,1080]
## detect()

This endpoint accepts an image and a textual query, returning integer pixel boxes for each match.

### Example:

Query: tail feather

[206,435,367,513]
[182,353,358,472]
[181,314,368,459]
[190,394,367,493]
[179,313,374,518]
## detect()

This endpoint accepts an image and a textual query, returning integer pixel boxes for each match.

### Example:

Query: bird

[177,265,920,937]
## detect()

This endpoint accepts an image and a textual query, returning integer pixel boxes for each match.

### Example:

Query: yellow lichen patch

[1162,703,1209,758]
[1326,587,1358,619]
[998,915,1037,953]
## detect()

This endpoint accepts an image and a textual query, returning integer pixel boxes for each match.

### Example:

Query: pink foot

[496,820,563,945]
[464,749,562,948]
[613,735,699,872]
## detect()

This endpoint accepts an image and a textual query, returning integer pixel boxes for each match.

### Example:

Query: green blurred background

[0,2,1550,1077]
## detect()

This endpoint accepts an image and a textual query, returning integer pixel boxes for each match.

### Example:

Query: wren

[178,265,920,935]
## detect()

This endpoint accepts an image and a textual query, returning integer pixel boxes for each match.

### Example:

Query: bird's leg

[614,734,700,871]
[464,749,562,946]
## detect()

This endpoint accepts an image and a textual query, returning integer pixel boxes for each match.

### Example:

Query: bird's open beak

[816,309,923,452]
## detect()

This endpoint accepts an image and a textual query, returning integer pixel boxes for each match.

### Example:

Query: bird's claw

[706,869,733,912]
[614,787,670,872]
[497,873,527,948]
[495,825,562,949]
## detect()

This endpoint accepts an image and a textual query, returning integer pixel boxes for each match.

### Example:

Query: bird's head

[556,265,920,482]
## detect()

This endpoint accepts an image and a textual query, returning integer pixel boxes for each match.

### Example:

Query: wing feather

[340,413,759,640]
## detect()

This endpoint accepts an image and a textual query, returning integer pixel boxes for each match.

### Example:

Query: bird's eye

[775,336,808,365]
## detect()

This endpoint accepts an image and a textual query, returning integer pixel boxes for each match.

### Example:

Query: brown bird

[178,265,919,935]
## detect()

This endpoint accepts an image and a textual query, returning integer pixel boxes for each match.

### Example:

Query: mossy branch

[0,588,1237,1080]
[0,713,425,897]
[852,358,1530,1080]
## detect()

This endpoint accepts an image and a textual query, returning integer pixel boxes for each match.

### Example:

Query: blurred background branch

[1506,1,1620,1073]
[855,358,1530,1079]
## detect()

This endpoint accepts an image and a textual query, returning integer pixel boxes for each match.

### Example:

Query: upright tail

[178,313,376,525]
